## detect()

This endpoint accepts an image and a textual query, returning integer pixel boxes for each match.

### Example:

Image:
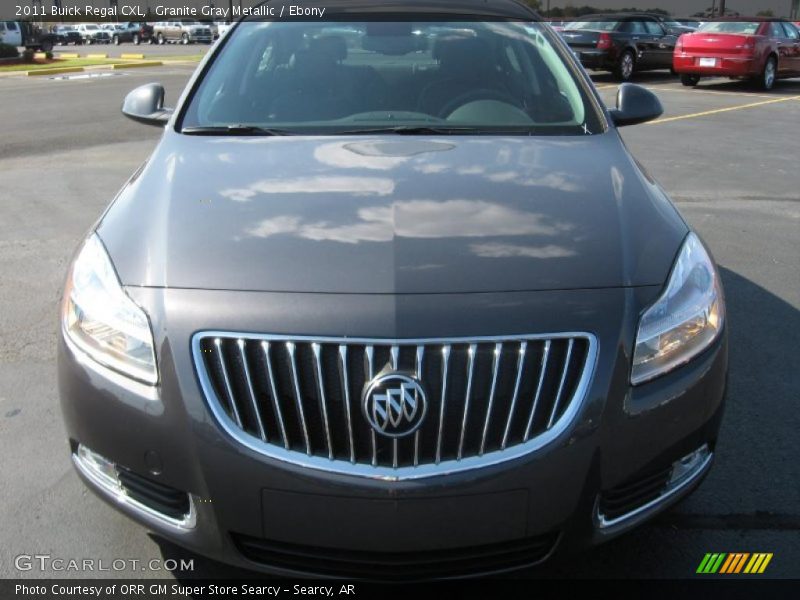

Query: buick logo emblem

[363,373,427,438]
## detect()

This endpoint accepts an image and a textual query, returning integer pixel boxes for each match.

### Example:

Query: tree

[756,9,774,16]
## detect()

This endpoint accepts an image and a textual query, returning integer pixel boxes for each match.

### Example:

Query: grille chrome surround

[192,332,597,480]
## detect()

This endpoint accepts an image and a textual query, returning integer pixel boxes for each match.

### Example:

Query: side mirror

[122,83,173,127]
[608,83,663,127]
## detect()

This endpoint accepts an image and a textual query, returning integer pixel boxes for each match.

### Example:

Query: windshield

[699,21,761,34]
[181,21,603,136]
[565,21,620,32]
[85,25,98,31]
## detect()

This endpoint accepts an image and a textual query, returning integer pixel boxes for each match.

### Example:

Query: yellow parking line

[649,95,800,124]
[648,87,777,100]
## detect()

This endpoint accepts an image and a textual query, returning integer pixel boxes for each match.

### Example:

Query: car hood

[98,132,687,294]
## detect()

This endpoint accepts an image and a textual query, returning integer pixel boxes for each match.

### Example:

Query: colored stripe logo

[697,553,773,574]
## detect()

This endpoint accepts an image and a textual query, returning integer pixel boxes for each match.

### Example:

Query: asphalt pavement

[0,64,798,579]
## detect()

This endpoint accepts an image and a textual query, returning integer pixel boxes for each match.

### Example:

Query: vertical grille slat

[524,340,551,442]
[237,339,267,442]
[286,342,311,456]
[457,344,478,461]
[214,338,243,428]
[196,334,593,475]
[261,341,289,450]
[436,344,451,465]
[480,343,503,456]
[547,339,574,430]
[337,345,356,463]
[502,341,527,450]
[311,343,334,460]
[364,345,377,467]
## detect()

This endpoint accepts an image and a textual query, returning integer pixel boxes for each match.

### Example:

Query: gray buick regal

[59,0,727,579]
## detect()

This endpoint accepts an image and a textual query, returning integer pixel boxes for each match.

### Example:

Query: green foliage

[0,43,19,59]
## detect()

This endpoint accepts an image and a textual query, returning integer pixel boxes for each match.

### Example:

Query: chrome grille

[193,333,596,479]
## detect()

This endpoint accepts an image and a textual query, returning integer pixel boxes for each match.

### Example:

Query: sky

[542,0,795,17]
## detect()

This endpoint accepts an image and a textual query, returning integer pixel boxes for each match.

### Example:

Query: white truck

[0,20,58,52]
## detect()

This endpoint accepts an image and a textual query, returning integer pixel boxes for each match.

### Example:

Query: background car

[106,22,154,45]
[75,24,111,45]
[674,18,800,90]
[51,25,83,46]
[153,20,213,45]
[675,18,704,30]
[561,13,679,81]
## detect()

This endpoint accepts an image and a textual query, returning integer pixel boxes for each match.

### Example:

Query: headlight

[632,233,724,385]
[62,234,158,384]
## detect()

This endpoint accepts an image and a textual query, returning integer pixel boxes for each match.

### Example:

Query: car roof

[707,17,789,22]
[570,13,662,21]
[247,0,540,20]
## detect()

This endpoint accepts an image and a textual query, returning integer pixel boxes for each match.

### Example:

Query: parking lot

[0,63,798,579]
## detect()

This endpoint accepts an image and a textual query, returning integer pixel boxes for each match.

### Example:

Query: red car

[673,17,800,90]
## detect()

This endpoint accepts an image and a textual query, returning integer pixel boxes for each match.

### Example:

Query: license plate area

[699,57,717,67]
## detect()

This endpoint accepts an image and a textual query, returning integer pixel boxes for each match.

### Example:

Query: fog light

[669,444,710,486]
[76,445,120,488]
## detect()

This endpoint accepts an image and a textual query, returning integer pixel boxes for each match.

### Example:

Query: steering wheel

[439,88,523,119]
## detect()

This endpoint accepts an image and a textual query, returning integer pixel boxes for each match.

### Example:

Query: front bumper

[674,54,758,77]
[59,286,727,578]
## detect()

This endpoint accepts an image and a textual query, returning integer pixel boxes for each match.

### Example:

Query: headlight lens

[632,233,724,385]
[62,234,157,384]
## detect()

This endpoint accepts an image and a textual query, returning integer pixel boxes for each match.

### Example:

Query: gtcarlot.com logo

[696,552,773,574]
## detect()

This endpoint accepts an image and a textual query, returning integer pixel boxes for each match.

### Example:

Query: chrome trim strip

[261,341,289,450]
[502,341,526,450]
[480,343,502,456]
[595,451,714,532]
[311,343,333,460]
[391,345,399,468]
[238,339,266,442]
[436,344,451,465]
[414,345,424,467]
[214,337,242,428]
[457,344,478,460]
[548,339,574,429]
[337,345,355,463]
[72,449,196,530]
[286,342,311,455]
[364,345,376,467]
[192,332,598,481]
[524,340,551,441]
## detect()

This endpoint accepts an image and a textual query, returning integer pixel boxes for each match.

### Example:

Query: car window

[564,21,620,32]
[782,22,800,39]
[698,21,761,35]
[768,22,783,37]
[620,21,646,35]
[182,20,604,135]
[644,21,664,35]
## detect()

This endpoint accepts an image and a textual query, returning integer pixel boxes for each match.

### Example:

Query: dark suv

[561,13,680,81]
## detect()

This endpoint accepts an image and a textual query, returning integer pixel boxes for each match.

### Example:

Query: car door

[618,19,650,66]
[644,19,676,68]
[780,22,800,75]
[768,21,793,76]
[2,21,24,47]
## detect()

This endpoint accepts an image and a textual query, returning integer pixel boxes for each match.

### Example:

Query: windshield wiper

[334,125,533,136]
[181,125,293,136]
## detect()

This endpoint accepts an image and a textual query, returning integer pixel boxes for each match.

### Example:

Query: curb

[86,53,108,59]
[27,66,84,76]
[120,53,146,59]
[57,53,80,59]
[112,61,162,69]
